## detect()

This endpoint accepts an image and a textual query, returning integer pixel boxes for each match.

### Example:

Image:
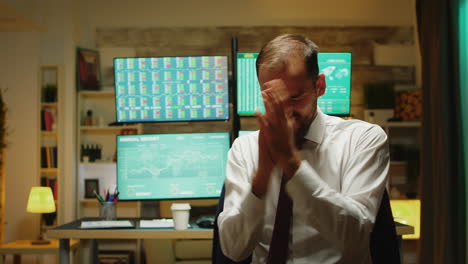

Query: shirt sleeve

[286,125,389,261]
[217,136,266,262]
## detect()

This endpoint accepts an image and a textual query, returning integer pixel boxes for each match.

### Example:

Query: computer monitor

[114,56,229,123]
[236,52,352,116]
[116,132,230,200]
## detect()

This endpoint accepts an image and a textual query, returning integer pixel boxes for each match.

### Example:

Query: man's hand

[251,121,275,198]
[257,79,301,181]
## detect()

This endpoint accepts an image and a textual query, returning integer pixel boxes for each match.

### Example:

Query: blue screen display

[114,56,229,122]
[237,52,352,116]
[116,132,230,200]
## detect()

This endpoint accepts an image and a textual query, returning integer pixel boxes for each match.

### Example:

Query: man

[218,34,389,263]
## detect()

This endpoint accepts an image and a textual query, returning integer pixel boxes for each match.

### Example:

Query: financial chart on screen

[114,56,229,122]
[116,132,230,200]
[236,52,352,116]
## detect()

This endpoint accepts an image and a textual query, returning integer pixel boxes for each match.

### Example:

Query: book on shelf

[41,108,56,131]
[40,176,58,200]
[41,146,58,169]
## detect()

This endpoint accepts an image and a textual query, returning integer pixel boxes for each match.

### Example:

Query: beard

[293,114,311,149]
[292,107,317,149]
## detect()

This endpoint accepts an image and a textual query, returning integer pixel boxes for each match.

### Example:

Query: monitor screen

[114,56,229,123]
[116,132,230,200]
[236,52,352,116]
[238,130,255,136]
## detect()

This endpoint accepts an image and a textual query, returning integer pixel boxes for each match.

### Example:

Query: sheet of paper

[140,219,174,228]
[80,220,134,229]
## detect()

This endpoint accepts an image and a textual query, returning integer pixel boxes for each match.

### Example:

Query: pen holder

[100,202,116,220]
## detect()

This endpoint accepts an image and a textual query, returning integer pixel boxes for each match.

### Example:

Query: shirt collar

[303,108,325,144]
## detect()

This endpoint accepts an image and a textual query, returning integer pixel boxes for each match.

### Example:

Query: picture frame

[76,48,102,91]
[84,179,100,198]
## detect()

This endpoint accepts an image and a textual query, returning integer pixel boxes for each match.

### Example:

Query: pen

[113,191,120,202]
[94,190,104,203]
[105,188,109,202]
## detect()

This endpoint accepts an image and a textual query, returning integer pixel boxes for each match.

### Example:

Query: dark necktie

[266,176,293,264]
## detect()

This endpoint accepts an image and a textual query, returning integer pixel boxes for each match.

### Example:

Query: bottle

[84,110,93,126]
[368,112,375,123]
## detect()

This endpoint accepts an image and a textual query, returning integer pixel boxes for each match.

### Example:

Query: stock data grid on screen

[114,56,229,122]
[116,133,229,200]
[236,52,352,116]
[237,53,264,115]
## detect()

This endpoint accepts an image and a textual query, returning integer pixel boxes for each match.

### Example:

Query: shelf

[41,131,57,137]
[40,168,58,177]
[381,121,421,128]
[79,199,139,206]
[79,90,115,98]
[80,199,99,204]
[80,161,116,165]
[41,102,58,108]
[390,161,408,165]
[80,125,140,133]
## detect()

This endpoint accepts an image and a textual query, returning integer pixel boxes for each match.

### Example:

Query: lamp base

[31,240,51,245]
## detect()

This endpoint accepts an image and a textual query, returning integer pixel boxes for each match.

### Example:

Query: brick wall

[96,26,415,132]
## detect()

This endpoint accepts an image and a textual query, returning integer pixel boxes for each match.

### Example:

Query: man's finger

[255,112,269,129]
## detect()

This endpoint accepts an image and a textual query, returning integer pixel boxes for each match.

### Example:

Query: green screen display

[236,52,352,116]
[116,132,230,200]
[459,0,468,244]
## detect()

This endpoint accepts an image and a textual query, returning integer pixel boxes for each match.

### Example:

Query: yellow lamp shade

[26,187,56,213]
[390,199,420,239]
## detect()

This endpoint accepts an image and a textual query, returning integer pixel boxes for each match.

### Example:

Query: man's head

[256,34,326,147]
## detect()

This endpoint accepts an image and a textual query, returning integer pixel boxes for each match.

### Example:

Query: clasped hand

[252,79,301,197]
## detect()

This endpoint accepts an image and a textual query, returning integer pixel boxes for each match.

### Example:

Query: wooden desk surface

[48,228,213,240]
[395,222,414,236]
[47,218,213,240]
[0,240,79,254]
[47,217,413,240]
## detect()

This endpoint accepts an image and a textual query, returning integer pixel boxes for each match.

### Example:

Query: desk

[0,240,79,264]
[48,218,413,264]
[395,222,414,236]
[47,218,212,264]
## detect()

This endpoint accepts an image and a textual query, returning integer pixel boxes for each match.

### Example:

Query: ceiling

[0,2,45,32]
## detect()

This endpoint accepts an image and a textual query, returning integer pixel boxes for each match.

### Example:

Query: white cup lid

[171,203,191,210]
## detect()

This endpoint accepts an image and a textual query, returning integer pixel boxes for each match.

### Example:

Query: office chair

[369,189,401,264]
[212,185,400,264]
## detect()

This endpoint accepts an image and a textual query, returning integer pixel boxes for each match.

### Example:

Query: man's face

[258,56,319,146]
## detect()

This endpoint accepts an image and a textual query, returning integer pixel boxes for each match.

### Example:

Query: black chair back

[370,189,401,264]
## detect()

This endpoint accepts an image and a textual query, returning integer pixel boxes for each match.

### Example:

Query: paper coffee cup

[171,203,191,230]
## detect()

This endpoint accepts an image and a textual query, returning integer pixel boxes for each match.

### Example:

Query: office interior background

[0,0,467,263]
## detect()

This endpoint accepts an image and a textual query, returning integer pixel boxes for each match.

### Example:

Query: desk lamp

[26,186,56,245]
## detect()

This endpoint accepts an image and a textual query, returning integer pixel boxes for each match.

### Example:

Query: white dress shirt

[218,109,389,264]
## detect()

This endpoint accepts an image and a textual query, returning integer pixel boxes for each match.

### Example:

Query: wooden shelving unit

[38,65,61,227]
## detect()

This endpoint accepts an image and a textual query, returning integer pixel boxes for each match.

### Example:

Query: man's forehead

[259,59,307,83]
[260,55,305,74]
